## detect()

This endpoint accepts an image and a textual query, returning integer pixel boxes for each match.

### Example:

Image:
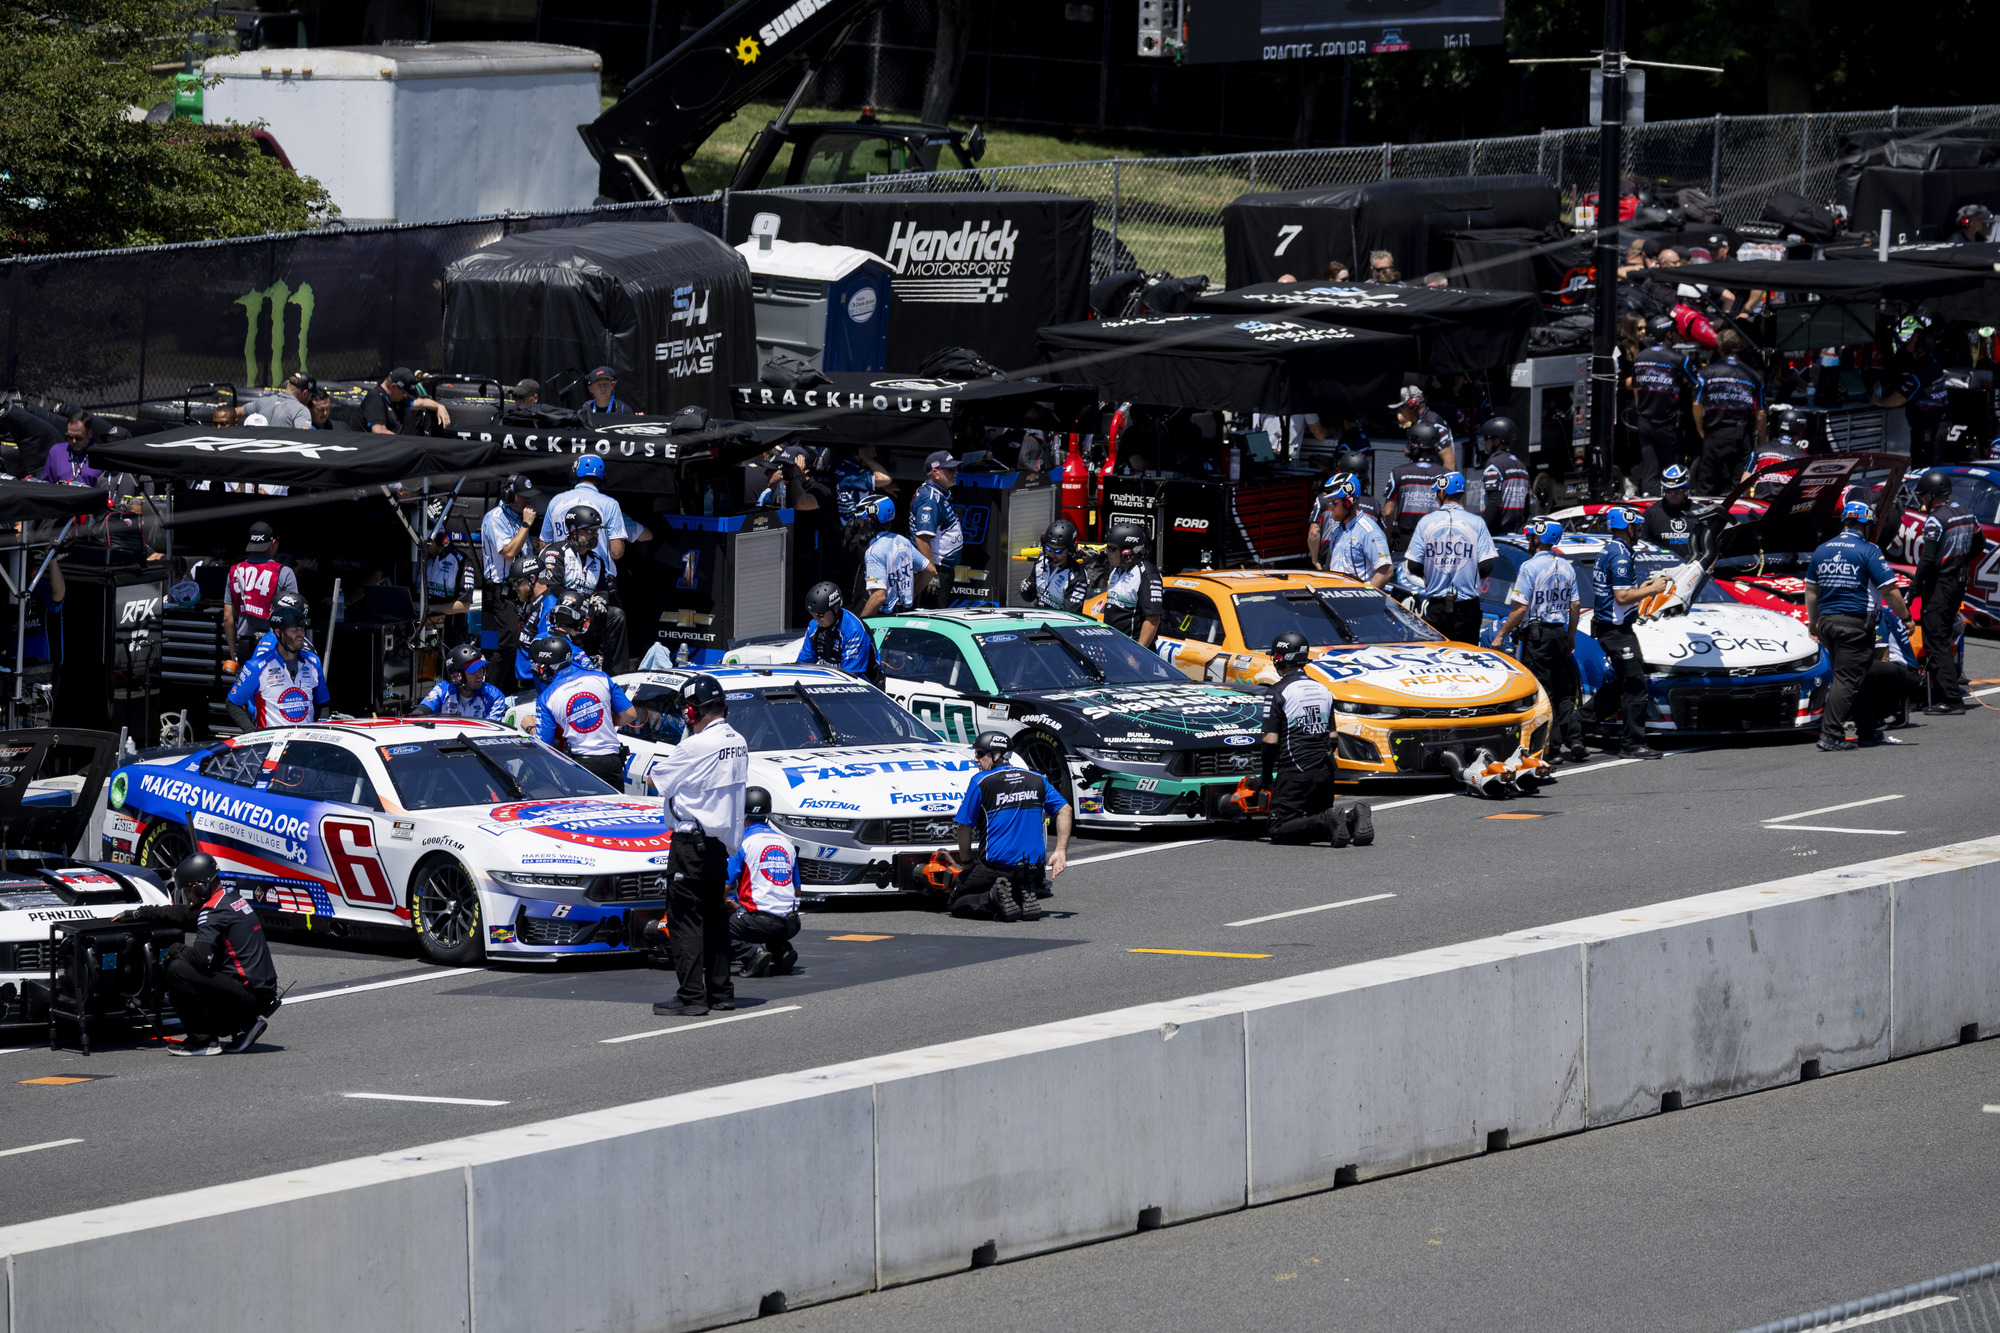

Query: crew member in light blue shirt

[1404,472,1496,643]
[860,497,933,617]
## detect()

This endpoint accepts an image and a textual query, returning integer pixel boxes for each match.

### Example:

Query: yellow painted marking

[19,1076,93,1086]
[827,933,893,942]
[1128,948,1273,959]
[1482,812,1544,820]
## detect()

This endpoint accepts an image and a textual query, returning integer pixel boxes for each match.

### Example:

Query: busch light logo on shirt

[276,687,311,723]
[566,692,605,733]
[758,845,795,888]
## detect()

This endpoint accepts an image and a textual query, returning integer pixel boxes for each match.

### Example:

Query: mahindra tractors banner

[727,192,1094,375]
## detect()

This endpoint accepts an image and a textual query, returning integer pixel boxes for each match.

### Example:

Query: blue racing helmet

[1603,506,1640,531]
[1661,464,1690,490]
[1841,499,1872,523]
[1528,517,1564,547]
[573,454,606,479]
[1433,471,1466,496]
[873,495,896,524]
[1322,473,1358,499]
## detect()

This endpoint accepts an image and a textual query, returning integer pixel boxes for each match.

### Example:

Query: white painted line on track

[1068,838,1212,867]
[1764,824,1907,836]
[0,1047,32,1056]
[0,1138,83,1158]
[1974,685,2000,697]
[1226,893,1396,927]
[288,968,484,1005]
[1763,794,1905,824]
[1367,792,1455,812]
[1982,1104,2000,1113]
[342,1092,508,1107]
[1808,1295,1957,1331]
[601,1004,802,1044]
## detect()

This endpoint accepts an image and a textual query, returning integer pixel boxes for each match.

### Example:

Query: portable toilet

[734,234,893,372]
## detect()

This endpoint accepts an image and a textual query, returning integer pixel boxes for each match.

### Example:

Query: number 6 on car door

[322,816,395,907]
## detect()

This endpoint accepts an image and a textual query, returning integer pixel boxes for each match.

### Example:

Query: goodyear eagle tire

[1010,726,1073,805]
[413,857,485,966]
[137,821,197,902]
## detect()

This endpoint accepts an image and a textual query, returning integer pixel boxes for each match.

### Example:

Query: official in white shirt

[649,674,750,1017]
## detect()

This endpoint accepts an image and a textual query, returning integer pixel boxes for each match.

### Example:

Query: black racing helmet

[268,591,310,630]
[445,644,486,681]
[1480,416,1517,443]
[1041,517,1079,557]
[1333,449,1370,476]
[680,674,727,715]
[1271,629,1311,668]
[745,786,772,819]
[507,553,540,586]
[805,581,844,618]
[1406,422,1441,455]
[1108,523,1147,554]
[1915,469,1953,502]
[549,591,592,636]
[527,635,571,682]
[566,503,603,532]
[972,729,1012,757]
[172,852,220,902]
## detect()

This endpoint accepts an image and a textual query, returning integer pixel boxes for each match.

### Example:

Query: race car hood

[1304,643,1538,706]
[477,796,676,860]
[1625,604,1821,674]
[1010,682,1266,750]
[753,744,980,807]
[0,865,167,939]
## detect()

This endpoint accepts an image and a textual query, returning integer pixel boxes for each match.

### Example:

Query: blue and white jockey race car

[502,664,984,896]
[99,719,682,965]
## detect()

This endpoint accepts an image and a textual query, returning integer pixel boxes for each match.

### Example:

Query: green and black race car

[734,609,1267,830]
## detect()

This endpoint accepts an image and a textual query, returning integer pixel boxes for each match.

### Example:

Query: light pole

[1586,0,1625,501]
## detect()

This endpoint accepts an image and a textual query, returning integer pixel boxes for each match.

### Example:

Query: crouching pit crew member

[796,581,885,686]
[1261,631,1370,846]
[731,787,800,978]
[651,676,750,1016]
[530,635,635,787]
[128,854,280,1057]
[948,731,1071,922]
[1804,500,1914,751]
[1495,519,1587,764]
[1593,507,1669,759]
[226,594,327,729]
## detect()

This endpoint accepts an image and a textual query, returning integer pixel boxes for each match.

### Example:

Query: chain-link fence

[1735,1259,2000,1333]
[745,103,2000,284]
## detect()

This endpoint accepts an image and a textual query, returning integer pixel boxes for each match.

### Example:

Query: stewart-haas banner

[728,192,1093,374]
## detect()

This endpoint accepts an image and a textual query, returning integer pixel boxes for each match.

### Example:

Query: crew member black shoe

[1348,800,1375,846]
[1569,744,1590,763]
[740,948,773,978]
[1620,744,1663,760]
[1018,883,1044,921]
[772,943,798,975]
[1923,702,1966,716]
[225,1016,268,1054]
[169,1035,222,1057]
[653,998,709,1017]
[1816,737,1859,752]
[1323,808,1351,848]
[991,876,1022,922]
[709,997,737,1012]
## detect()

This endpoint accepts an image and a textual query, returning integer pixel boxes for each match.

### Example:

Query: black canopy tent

[1676,259,2000,349]
[1825,241,2000,273]
[1187,281,1538,375]
[89,426,501,488]
[451,416,806,496]
[728,373,1096,453]
[1036,315,1410,415]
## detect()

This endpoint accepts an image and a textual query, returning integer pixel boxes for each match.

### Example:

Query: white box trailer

[201,42,602,226]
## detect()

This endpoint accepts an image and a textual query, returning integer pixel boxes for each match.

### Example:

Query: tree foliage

[0,0,335,256]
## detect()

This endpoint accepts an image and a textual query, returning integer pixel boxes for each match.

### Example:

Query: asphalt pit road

[441,931,1081,1005]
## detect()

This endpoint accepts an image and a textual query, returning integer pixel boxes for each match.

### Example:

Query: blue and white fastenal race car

[100,719,678,965]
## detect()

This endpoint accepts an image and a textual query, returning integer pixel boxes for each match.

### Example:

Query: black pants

[1865,659,1919,729]
[950,860,1046,915]
[165,955,267,1040]
[572,750,626,789]
[1592,621,1650,746]
[587,601,630,674]
[232,617,269,666]
[1632,424,1682,494]
[1817,613,1875,742]
[731,909,800,969]
[484,583,522,689]
[1920,570,1971,700]
[666,833,733,1006]
[1268,766,1338,844]
[1422,596,1484,645]
[1693,426,1748,496]
[1517,621,1583,749]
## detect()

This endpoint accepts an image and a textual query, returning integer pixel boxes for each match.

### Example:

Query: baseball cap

[778,445,810,470]
[511,378,541,398]
[586,366,617,384]
[285,371,317,394]
[385,366,419,391]
[925,450,961,471]
[245,521,276,552]
[1389,386,1426,409]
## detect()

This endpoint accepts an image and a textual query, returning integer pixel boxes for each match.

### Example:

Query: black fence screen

[0,198,721,415]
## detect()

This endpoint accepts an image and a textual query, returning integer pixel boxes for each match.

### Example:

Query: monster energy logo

[234,281,314,388]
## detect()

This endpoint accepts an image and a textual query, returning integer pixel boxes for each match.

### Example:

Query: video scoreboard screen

[1184,0,1505,63]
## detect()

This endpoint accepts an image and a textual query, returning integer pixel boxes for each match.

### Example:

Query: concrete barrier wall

[8,835,2000,1333]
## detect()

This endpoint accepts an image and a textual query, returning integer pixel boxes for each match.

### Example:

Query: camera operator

[123,854,279,1057]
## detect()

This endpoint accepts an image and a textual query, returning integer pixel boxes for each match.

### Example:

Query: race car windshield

[377,737,615,810]
[976,626,1182,692]
[1232,589,1441,647]
[725,686,943,751]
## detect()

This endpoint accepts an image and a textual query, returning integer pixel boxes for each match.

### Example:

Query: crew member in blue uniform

[860,496,934,616]
[1495,518,1587,763]
[1592,507,1669,759]
[796,581,884,686]
[226,595,328,729]
[1640,466,1698,556]
[948,731,1072,922]
[1804,500,1915,751]
[1910,469,1986,713]
[1477,418,1530,535]
[1872,334,1953,470]
[1630,324,1693,491]
[414,644,509,720]
[530,635,636,787]
[729,786,801,978]
[1692,331,1764,496]
[1316,474,1394,587]
[908,450,964,608]
[1405,472,1496,644]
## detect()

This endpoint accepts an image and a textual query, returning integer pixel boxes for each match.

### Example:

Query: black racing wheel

[137,821,197,903]
[1010,726,1073,805]
[413,857,485,966]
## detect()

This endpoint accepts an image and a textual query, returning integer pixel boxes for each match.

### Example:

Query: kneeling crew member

[949,731,1072,922]
[530,635,636,786]
[158,854,279,1056]
[731,786,801,977]
[1494,519,1587,764]
[651,676,750,1016]
[1593,508,1669,759]
[1804,500,1914,751]
[1263,631,1367,845]
[796,581,885,686]
[1406,472,1496,644]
